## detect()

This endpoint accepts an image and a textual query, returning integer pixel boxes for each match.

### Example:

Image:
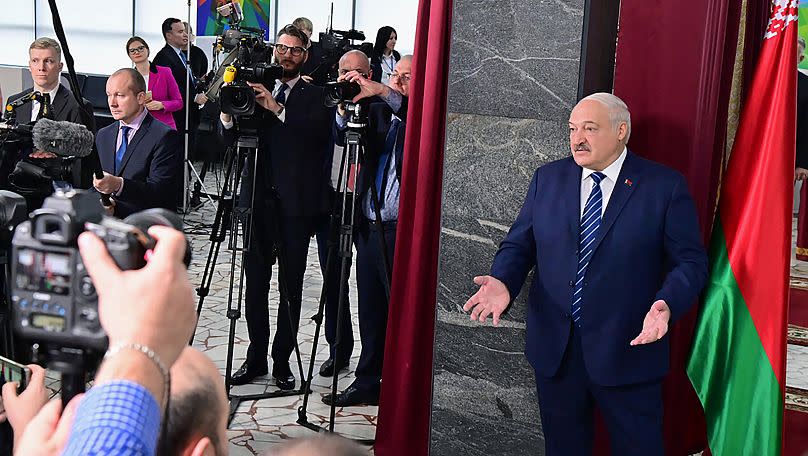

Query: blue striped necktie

[572,171,605,326]
[115,126,132,174]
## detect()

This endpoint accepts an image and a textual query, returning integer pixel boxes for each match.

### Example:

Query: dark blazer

[153,44,194,133]
[188,45,209,80]
[797,71,808,169]
[490,152,708,387]
[370,51,401,83]
[95,112,181,217]
[221,79,333,218]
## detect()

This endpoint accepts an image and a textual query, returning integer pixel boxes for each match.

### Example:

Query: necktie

[372,118,401,211]
[36,93,52,120]
[115,125,132,174]
[178,50,196,88]
[572,171,605,326]
[274,83,289,105]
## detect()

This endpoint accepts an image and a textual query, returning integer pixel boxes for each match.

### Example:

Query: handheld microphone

[32,118,94,158]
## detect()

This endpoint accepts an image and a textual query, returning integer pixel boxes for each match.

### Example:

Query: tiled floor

[182,165,376,455]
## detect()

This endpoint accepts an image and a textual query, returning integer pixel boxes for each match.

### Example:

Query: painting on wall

[197,0,271,40]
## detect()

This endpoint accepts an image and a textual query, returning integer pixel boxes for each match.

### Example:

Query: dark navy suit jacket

[220,79,333,218]
[96,113,181,217]
[490,151,707,386]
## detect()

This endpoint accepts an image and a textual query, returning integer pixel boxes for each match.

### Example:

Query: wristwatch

[274,105,285,116]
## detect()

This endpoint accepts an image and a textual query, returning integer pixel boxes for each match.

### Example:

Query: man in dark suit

[463,93,708,455]
[322,54,412,407]
[220,25,333,390]
[796,38,808,180]
[93,68,181,218]
[3,37,96,195]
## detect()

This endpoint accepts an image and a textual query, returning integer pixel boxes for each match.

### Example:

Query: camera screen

[31,314,66,332]
[16,249,72,295]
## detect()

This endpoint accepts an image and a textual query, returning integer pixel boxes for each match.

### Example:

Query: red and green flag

[686,1,798,454]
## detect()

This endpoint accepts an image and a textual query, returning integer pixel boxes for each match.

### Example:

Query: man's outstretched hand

[463,275,511,326]
[630,300,671,345]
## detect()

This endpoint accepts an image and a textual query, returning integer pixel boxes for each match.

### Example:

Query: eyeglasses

[128,46,147,54]
[390,73,411,82]
[337,69,369,78]
[274,43,306,57]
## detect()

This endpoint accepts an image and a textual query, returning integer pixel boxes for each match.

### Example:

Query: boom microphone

[32,118,94,158]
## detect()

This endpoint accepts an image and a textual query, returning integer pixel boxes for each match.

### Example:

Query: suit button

[568,280,574,287]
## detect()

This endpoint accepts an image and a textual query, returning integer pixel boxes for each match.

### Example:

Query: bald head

[269,435,367,456]
[339,50,371,77]
[158,348,228,456]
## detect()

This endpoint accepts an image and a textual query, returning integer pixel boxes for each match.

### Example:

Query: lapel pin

[624,178,633,187]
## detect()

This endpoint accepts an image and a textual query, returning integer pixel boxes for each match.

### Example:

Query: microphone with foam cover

[32,118,94,158]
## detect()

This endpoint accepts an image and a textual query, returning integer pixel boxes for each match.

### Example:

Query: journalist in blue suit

[464,93,708,455]
[93,68,181,218]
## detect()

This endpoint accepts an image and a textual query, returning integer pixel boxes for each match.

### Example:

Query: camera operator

[323,54,412,407]
[13,226,196,456]
[219,25,333,389]
[3,38,97,201]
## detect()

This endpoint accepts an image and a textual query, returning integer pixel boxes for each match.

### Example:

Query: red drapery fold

[612,0,766,453]
[374,0,454,455]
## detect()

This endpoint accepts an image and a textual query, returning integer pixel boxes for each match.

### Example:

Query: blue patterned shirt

[63,380,161,456]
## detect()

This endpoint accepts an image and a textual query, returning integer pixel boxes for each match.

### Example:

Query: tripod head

[343,102,368,130]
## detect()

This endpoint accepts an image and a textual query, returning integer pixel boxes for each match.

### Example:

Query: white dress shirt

[579,147,627,219]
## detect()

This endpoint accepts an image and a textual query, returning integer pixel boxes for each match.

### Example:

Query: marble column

[430,0,584,454]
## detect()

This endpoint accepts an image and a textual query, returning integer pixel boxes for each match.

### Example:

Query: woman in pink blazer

[126,36,183,129]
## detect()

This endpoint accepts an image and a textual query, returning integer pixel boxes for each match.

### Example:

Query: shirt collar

[277,75,301,91]
[120,108,149,130]
[33,84,60,100]
[581,147,628,184]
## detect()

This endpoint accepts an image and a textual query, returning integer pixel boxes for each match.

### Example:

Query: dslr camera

[9,189,187,353]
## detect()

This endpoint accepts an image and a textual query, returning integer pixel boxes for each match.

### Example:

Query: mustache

[574,144,590,151]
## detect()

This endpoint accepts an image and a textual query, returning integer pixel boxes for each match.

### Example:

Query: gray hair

[579,92,631,142]
[799,37,806,54]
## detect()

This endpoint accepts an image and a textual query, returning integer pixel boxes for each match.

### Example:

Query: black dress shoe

[273,374,296,391]
[230,362,268,386]
[322,385,379,407]
[318,358,349,377]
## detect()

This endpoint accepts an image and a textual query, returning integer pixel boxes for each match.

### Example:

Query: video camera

[0,98,94,204]
[9,189,189,353]
[313,27,374,85]
[204,1,283,117]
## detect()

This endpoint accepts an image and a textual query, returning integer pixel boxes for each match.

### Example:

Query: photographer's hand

[342,70,391,102]
[247,82,282,114]
[1,364,49,448]
[77,226,195,401]
[30,151,57,159]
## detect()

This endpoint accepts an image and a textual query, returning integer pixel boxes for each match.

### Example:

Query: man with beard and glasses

[219,24,333,390]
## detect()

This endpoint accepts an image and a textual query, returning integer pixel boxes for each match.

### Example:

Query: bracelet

[104,342,170,409]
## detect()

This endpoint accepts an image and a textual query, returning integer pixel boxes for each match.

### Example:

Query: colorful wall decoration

[197,0,271,40]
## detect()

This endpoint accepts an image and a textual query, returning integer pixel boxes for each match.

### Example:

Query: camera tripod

[296,103,392,444]
[191,129,309,425]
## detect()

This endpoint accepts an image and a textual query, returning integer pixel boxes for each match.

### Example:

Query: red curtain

[374,0,454,455]
[612,0,766,454]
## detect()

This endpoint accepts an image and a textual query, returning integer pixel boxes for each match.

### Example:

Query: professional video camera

[204,1,283,117]
[314,27,374,85]
[9,189,188,354]
[0,101,94,204]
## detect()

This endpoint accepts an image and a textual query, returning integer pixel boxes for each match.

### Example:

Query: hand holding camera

[247,82,282,114]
